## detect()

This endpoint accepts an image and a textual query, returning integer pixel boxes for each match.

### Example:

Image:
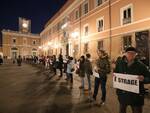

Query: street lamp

[38,46,42,49]
[71,31,79,38]
[48,42,52,46]
[61,23,68,29]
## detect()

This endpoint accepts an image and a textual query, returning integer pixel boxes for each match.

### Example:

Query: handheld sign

[113,73,139,94]
[93,71,99,78]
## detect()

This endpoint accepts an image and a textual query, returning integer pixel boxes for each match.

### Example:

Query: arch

[32,48,37,51]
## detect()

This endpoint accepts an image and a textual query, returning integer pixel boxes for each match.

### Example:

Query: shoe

[100,101,105,106]
[89,98,94,103]
[97,101,105,106]
[91,98,96,105]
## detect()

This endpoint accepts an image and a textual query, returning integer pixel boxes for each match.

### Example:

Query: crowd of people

[1,47,150,113]
[25,47,150,113]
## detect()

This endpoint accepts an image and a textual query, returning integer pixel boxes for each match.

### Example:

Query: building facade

[0,47,2,56]
[2,18,40,59]
[40,0,150,66]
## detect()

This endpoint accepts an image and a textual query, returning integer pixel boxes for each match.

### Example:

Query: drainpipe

[79,4,82,57]
[149,30,150,67]
[108,0,112,59]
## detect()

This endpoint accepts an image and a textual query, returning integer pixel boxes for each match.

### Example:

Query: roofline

[2,29,40,38]
[44,0,74,28]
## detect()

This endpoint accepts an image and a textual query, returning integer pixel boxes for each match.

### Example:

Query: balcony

[123,17,131,25]
[98,27,103,32]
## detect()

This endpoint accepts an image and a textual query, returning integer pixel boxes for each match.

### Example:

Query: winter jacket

[84,59,93,75]
[58,57,63,69]
[79,60,85,77]
[0,58,3,64]
[96,55,110,77]
[114,56,150,106]
[67,60,74,74]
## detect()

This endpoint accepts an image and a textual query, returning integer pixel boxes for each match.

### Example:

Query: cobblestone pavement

[0,60,150,113]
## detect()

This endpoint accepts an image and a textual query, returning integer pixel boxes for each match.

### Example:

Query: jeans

[81,77,84,88]
[93,76,107,102]
[86,73,91,90]
[85,73,92,98]
[67,73,73,83]
[59,68,63,77]
[119,104,143,113]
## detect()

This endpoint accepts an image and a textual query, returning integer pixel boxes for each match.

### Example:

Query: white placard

[93,71,99,78]
[113,73,139,94]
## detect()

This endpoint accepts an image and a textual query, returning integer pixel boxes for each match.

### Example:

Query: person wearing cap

[114,47,150,113]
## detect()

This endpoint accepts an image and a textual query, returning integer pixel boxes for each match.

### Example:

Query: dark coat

[114,56,150,106]
[96,55,110,78]
[0,58,3,64]
[58,57,63,69]
[84,59,93,75]
[17,58,22,66]
[79,60,85,77]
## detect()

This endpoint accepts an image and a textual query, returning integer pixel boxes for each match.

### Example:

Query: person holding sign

[114,47,150,113]
[92,50,111,106]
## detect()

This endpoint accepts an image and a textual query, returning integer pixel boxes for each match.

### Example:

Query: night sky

[0,0,68,46]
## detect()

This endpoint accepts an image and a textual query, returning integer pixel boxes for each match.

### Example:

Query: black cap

[125,47,137,53]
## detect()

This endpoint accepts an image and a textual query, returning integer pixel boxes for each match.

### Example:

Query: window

[95,0,107,7]
[97,17,104,32]
[84,43,89,53]
[23,38,27,45]
[75,9,80,20]
[121,4,133,25]
[96,0,102,6]
[83,1,89,15]
[12,38,16,44]
[123,35,132,50]
[97,40,103,50]
[84,24,89,36]
[33,40,36,45]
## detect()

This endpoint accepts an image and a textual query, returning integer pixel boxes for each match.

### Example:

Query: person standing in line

[63,55,69,80]
[93,50,111,106]
[78,55,86,90]
[0,55,3,65]
[114,47,150,113]
[52,55,57,75]
[66,57,74,88]
[58,54,63,77]
[84,53,93,101]
[17,55,22,66]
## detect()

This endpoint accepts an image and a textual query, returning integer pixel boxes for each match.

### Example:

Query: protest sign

[113,73,139,93]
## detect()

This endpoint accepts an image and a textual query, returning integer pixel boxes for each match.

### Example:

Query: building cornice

[2,43,39,48]
[2,30,40,39]
[40,0,84,35]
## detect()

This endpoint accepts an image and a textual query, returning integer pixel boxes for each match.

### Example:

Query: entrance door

[12,51,17,59]
[135,30,149,66]
[32,52,37,56]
